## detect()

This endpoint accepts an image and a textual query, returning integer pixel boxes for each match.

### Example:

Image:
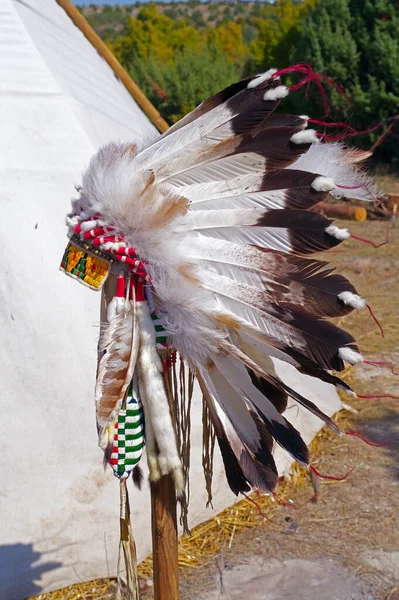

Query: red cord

[315,122,381,142]
[309,464,354,481]
[271,492,295,508]
[336,183,364,190]
[241,492,283,528]
[364,360,399,376]
[365,304,385,338]
[357,393,399,399]
[350,225,390,249]
[273,64,350,115]
[274,65,320,105]
[345,430,392,447]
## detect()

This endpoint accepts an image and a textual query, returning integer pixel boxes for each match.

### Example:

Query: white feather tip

[263,85,288,101]
[338,291,366,310]
[312,176,335,193]
[290,129,319,145]
[106,296,126,321]
[247,68,278,89]
[325,225,350,240]
[338,347,364,365]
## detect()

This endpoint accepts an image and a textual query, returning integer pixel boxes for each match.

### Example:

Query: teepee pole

[55,0,169,133]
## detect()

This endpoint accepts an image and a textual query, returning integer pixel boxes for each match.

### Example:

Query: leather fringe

[117,479,139,600]
[202,395,216,508]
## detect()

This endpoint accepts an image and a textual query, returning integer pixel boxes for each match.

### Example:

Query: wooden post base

[151,475,180,600]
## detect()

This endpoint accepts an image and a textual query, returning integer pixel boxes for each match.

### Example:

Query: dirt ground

[172,218,399,600]
[31,216,399,600]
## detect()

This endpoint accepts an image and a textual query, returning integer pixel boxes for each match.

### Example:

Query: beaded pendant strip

[60,239,111,290]
[110,378,145,480]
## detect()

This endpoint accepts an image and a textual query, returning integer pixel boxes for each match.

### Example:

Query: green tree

[292,0,399,167]
[113,4,200,65]
[190,9,206,28]
[126,48,242,123]
[111,4,249,124]
[246,0,317,73]
[206,21,248,63]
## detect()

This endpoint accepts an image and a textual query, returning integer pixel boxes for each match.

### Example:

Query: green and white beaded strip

[152,311,168,349]
[109,376,145,479]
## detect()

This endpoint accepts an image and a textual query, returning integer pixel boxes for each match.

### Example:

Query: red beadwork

[74,215,151,281]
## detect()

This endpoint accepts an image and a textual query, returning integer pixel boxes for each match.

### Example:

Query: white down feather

[289,142,377,201]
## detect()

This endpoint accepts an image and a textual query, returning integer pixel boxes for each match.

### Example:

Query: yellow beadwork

[60,242,110,291]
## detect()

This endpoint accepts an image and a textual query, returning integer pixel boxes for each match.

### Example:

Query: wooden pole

[151,476,180,600]
[149,360,180,600]
[55,0,169,133]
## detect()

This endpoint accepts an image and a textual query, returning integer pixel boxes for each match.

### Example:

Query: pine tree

[292,0,399,168]
[247,0,317,73]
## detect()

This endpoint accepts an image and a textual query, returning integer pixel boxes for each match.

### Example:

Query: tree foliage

[291,0,399,166]
[110,1,316,123]
[123,47,242,123]
[248,0,318,70]
[112,3,249,122]
[113,4,200,65]
[83,0,399,169]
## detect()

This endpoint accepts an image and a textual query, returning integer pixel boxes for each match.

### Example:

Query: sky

[76,0,145,3]
[76,0,272,5]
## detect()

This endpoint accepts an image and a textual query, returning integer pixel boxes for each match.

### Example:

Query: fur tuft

[247,69,278,89]
[132,465,144,490]
[338,347,364,365]
[172,467,185,497]
[290,129,319,145]
[312,176,335,192]
[136,301,183,491]
[325,225,350,240]
[338,291,366,310]
[263,85,288,101]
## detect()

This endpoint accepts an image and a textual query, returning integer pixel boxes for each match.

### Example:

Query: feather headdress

[62,66,376,501]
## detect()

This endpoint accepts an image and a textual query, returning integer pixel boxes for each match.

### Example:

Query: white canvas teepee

[0,2,343,598]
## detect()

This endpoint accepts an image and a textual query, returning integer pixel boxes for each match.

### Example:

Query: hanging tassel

[173,357,194,534]
[117,479,140,600]
[202,395,216,508]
